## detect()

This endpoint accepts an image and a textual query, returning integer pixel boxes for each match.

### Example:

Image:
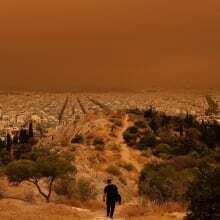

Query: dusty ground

[0,199,185,220]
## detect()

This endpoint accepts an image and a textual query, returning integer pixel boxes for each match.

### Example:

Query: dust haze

[0,0,220,91]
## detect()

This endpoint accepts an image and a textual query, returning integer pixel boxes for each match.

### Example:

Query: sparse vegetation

[0,106,220,219]
[106,165,121,176]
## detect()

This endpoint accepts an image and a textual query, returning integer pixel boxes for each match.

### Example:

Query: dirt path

[89,207,185,220]
[116,114,142,171]
[90,210,124,220]
[0,197,184,220]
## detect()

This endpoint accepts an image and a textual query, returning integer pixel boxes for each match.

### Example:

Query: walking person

[103,178,121,218]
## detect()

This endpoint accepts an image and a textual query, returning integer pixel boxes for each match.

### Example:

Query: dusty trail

[89,207,185,220]
[116,114,142,172]
[90,210,124,220]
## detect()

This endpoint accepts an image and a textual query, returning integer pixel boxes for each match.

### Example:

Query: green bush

[185,165,220,220]
[138,132,157,149]
[135,121,147,128]
[153,143,172,156]
[139,162,185,203]
[5,160,36,183]
[0,149,12,166]
[141,148,153,158]
[74,178,97,201]
[54,176,76,198]
[149,117,161,131]
[126,126,138,134]
[20,147,50,161]
[123,127,139,147]
[169,156,198,171]
[185,128,201,140]
[13,144,32,160]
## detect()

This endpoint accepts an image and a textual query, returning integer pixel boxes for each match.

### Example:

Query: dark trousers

[106,200,116,218]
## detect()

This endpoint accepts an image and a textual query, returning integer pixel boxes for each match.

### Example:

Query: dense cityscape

[0,90,220,141]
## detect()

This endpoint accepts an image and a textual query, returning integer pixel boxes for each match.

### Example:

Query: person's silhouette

[103,179,121,218]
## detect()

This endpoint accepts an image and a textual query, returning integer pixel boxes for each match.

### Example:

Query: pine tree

[29,122,34,138]
[179,122,184,136]
[19,129,29,144]
[6,134,12,152]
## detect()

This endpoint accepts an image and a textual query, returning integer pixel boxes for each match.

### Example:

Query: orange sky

[0,0,220,91]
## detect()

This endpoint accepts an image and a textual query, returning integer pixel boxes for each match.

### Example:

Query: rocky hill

[0,110,186,219]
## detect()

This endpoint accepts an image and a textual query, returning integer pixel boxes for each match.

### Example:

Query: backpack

[116,193,122,204]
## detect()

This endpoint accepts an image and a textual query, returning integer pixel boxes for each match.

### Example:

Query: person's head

[107,178,112,184]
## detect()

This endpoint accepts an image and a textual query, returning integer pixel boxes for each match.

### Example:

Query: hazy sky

[0,0,220,91]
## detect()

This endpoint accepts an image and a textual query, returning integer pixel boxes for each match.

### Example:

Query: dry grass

[0,199,92,220]
[119,200,185,218]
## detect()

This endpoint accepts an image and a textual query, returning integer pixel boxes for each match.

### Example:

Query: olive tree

[5,153,76,202]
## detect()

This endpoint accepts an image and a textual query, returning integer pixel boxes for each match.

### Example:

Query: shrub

[185,165,220,220]
[13,143,32,160]
[61,151,75,162]
[201,126,217,148]
[135,121,147,128]
[74,178,97,201]
[61,138,69,147]
[93,138,105,146]
[141,148,153,158]
[123,127,139,147]
[185,128,201,140]
[54,176,76,198]
[28,138,38,146]
[20,147,50,161]
[192,142,210,156]
[127,126,138,134]
[169,156,198,171]
[113,119,122,127]
[0,149,12,166]
[144,107,156,118]
[71,134,84,144]
[153,143,172,157]
[106,165,121,176]
[139,162,184,203]
[149,117,161,131]
[162,136,190,156]
[138,132,157,149]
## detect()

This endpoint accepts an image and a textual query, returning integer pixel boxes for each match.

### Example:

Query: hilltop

[1,107,220,219]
